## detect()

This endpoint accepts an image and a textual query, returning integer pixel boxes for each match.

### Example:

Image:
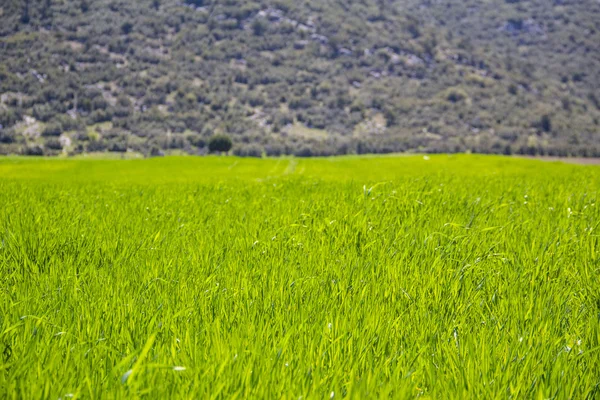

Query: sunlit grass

[0,155,599,398]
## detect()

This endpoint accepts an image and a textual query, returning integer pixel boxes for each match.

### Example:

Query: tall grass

[1,155,599,398]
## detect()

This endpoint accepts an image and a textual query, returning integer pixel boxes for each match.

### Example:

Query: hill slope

[1,0,599,156]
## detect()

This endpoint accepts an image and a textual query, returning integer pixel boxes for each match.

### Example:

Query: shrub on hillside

[42,123,63,137]
[233,143,263,157]
[446,88,468,103]
[0,130,16,144]
[208,134,233,153]
[540,114,552,132]
[0,109,19,127]
[44,138,63,150]
[22,145,44,156]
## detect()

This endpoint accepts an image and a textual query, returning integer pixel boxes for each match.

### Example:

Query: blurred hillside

[1,0,599,156]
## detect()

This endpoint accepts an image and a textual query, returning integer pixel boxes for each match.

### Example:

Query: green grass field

[1,155,599,399]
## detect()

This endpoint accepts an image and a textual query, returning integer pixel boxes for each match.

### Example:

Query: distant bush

[0,130,16,144]
[0,109,19,127]
[149,146,165,157]
[540,114,552,132]
[208,134,233,153]
[233,143,263,157]
[42,123,63,137]
[446,88,468,103]
[45,138,63,150]
[33,104,55,122]
[165,135,189,150]
[294,146,313,157]
[22,145,44,156]
[89,110,113,124]
[108,142,127,152]
[86,140,107,152]
[54,115,82,131]
[121,22,134,35]
[186,134,206,148]
[184,0,205,6]
[252,19,268,36]
[264,143,284,157]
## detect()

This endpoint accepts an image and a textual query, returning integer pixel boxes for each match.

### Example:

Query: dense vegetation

[0,155,599,398]
[0,0,599,156]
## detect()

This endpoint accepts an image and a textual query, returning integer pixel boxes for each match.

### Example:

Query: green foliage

[20,145,44,156]
[42,122,63,137]
[44,137,63,151]
[208,134,233,153]
[121,22,134,35]
[184,0,205,6]
[0,0,599,156]
[0,130,16,144]
[540,114,552,133]
[0,109,19,127]
[0,155,599,398]
[446,87,468,103]
[252,18,268,36]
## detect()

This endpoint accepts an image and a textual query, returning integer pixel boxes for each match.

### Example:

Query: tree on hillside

[540,114,552,132]
[208,134,233,153]
[21,1,30,24]
[252,19,267,36]
[184,0,205,6]
[121,22,134,35]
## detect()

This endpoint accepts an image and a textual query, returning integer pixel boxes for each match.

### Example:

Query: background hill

[1,0,599,157]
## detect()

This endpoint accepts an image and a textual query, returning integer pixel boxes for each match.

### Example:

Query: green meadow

[0,155,599,399]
